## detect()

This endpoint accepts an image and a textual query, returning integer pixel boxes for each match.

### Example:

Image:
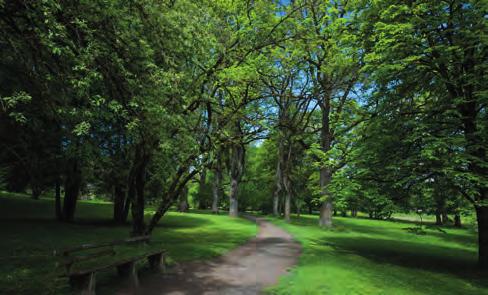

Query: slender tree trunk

[113,184,128,224]
[198,169,207,209]
[273,159,282,216]
[319,97,333,227]
[442,212,450,224]
[211,162,222,214]
[476,205,488,269]
[351,209,357,217]
[55,178,63,221]
[146,165,199,235]
[178,186,189,212]
[31,185,41,200]
[229,177,239,217]
[454,213,462,227]
[435,212,443,225]
[62,158,81,222]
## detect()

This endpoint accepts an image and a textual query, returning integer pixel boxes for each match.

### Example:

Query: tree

[359,0,488,268]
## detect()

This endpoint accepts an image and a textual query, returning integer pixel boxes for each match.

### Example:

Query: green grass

[268,214,487,295]
[0,194,256,294]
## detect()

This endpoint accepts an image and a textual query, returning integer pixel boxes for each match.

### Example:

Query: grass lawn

[0,193,256,294]
[268,214,487,295]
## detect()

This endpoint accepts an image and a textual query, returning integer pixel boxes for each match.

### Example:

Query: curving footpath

[121,216,301,295]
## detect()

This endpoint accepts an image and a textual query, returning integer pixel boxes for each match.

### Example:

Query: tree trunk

[284,191,291,222]
[198,169,207,210]
[31,185,41,200]
[442,212,450,224]
[113,185,128,224]
[228,125,245,217]
[319,96,333,227]
[130,145,149,236]
[273,159,282,217]
[351,209,357,217]
[229,177,239,217]
[62,159,81,222]
[211,164,222,214]
[319,201,333,227]
[454,213,462,227]
[435,211,443,225]
[476,205,488,269]
[55,178,63,221]
[178,186,189,212]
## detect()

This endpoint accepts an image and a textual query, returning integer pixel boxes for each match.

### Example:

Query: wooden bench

[54,236,166,295]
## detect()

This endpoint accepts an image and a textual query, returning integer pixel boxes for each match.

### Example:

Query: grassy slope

[268,214,487,295]
[0,194,256,294]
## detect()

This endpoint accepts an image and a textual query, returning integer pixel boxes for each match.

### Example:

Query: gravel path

[119,216,301,295]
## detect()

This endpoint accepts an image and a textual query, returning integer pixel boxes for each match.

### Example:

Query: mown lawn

[268,214,487,295]
[0,193,256,294]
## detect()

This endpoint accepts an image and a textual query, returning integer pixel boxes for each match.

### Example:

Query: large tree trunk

[284,191,291,222]
[319,95,333,227]
[62,158,81,222]
[476,205,488,269]
[319,201,333,227]
[319,168,333,227]
[229,140,245,218]
[211,158,222,214]
[130,145,149,236]
[55,178,63,221]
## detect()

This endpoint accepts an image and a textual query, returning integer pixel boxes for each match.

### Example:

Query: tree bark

[319,201,333,227]
[113,185,129,224]
[229,177,239,217]
[284,191,291,222]
[31,185,41,200]
[435,211,443,225]
[273,159,282,217]
[319,94,333,227]
[228,122,245,217]
[197,169,207,209]
[55,178,63,221]
[454,213,462,227]
[178,186,189,212]
[476,205,488,269]
[442,212,450,224]
[211,157,222,214]
[62,158,81,222]
[130,145,150,236]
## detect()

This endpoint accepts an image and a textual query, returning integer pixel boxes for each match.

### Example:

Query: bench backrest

[55,235,150,273]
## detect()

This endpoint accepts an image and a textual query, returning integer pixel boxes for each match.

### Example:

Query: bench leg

[69,272,96,295]
[148,253,166,272]
[117,261,139,288]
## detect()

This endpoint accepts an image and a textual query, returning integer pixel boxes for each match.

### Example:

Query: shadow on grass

[316,236,487,288]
